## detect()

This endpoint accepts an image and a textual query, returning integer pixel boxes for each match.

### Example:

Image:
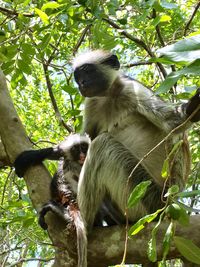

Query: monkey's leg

[78,133,160,229]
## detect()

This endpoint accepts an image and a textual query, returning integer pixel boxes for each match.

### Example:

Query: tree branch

[9,257,54,267]
[0,7,34,17]
[73,24,92,55]
[152,9,165,47]
[123,61,153,68]
[42,64,73,133]
[87,215,200,266]
[0,69,52,209]
[103,18,167,78]
[184,2,200,36]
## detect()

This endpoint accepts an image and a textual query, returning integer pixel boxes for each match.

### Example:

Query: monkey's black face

[70,142,89,164]
[74,64,110,97]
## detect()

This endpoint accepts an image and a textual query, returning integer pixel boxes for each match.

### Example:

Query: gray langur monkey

[73,50,200,230]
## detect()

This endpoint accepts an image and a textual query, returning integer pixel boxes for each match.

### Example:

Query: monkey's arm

[14,147,64,177]
[131,84,200,132]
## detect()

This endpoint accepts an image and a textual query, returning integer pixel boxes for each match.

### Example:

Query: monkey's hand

[14,148,54,177]
[184,88,200,122]
[38,201,73,230]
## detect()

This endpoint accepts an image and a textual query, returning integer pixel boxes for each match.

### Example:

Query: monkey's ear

[102,54,120,70]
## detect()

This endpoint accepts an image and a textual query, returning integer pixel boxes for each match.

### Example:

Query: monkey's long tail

[73,210,87,267]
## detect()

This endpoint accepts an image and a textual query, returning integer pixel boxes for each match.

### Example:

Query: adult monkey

[73,50,200,229]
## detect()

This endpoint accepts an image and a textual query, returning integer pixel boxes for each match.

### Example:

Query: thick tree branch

[0,69,52,209]
[0,137,10,167]
[88,215,200,266]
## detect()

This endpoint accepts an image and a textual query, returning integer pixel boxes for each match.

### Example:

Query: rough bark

[0,70,200,267]
[88,216,200,266]
[0,137,10,167]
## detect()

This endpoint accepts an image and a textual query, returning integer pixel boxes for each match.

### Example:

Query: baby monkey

[15,133,90,267]
[40,134,90,267]
[38,133,90,230]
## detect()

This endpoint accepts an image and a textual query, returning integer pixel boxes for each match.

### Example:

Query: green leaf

[129,210,161,236]
[161,159,169,178]
[23,217,35,228]
[18,60,32,75]
[21,43,36,55]
[0,52,8,62]
[42,1,61,10]
[163,221,174,260]
[148,235,157,262]
[174,236,200,264]
[39,33,51,50]
[160,0,177,9]
[157,35,200,62]
[177,190,200,198]
[162,140,183,178]
[164,185,179,197]
[156,59,200,94]
[35,8,49,24]
[165,204,181,220]
[160,15,171,22]
[178,208,189,226]
[62,85,77,95]
[156,71,180,94]
[78,0,88,5]
[127,181,152,208]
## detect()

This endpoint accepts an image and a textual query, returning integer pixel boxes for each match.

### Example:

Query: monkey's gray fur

[73,50,200,231]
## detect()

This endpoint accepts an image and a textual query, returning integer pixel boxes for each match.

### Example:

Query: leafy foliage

[0,0,199,266]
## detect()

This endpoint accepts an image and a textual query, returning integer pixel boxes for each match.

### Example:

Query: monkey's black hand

[184,88,200,122]
[14,148,54,177]
[38,202,54,230]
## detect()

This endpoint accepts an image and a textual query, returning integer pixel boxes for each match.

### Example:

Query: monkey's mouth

[79,86,106,98]
[79,87,94,97]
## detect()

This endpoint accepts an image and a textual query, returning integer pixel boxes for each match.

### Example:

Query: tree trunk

[0,69,200,267]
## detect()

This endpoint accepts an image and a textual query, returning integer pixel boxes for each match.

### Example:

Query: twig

[0,246,22,256]
[152,9,165,47]
[123,61,153,68]
[1,169,13,205]
[47,34,63,64]
[184,2,200,36]
[0,7,34,17]
[9,257,54,267]
[73,24,92,55]
[42,64,73,133]
[103,18,152,55]
[103,17,167,78]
